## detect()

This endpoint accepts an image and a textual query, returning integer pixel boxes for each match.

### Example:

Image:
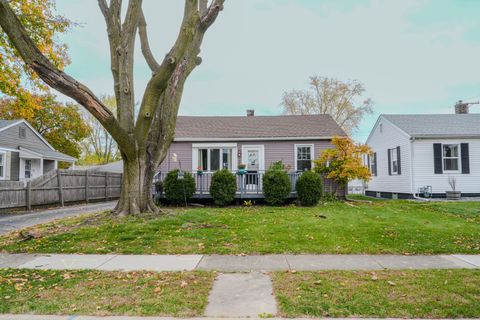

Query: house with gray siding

[0,119,76,181]
[159,111,345,173]
[365,106,480,199]
[156,111,346,198]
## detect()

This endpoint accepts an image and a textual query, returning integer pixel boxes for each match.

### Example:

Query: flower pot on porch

[237,169,247,175]
[197,170,204,175]
[446,190,461,200]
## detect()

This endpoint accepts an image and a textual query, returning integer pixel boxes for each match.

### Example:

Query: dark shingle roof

[174,114,346,140]
[383,114,480,138]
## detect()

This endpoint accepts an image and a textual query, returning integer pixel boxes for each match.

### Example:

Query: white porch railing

[153,171,302,197]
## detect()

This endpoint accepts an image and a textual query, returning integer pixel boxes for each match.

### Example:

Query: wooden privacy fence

[0,169,122,210]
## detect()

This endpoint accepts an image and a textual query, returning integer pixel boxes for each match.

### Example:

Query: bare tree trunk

[115,153,157,215]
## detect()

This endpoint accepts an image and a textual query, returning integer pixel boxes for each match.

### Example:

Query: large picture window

[198,148,233,171]
[295,144,313,171]
[443,144,459,171]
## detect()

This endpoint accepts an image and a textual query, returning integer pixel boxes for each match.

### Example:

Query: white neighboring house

[0,119,76,181]
[365,112,480,199]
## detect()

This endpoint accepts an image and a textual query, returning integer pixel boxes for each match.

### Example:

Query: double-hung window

[443,144,459,171]
[295,144,313,171]
[0,153,4,179]
[390,148,398,174]
[198,148,233,171]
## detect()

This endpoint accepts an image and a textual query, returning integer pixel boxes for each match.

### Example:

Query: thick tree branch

[138,9,160,71]
[0,0,134,156]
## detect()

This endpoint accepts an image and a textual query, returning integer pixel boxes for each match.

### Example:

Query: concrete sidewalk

[1,253,478,271]
[0,201,117,235]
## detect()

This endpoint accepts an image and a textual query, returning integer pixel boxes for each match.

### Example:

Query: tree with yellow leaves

[314,136,372,198]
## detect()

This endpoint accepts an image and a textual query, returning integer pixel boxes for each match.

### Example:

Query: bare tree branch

[138,9,160,71]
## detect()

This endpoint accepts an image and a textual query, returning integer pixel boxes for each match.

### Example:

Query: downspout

[410,137,430,201]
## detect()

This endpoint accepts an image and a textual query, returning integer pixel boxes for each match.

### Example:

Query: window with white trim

[0,153,4,178]
[198,148,233,171]
[443,144,459,171]
[296,145,313,171]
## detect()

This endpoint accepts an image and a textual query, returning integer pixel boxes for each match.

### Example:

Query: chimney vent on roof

[246,109,255,117]
[455,100,479,114]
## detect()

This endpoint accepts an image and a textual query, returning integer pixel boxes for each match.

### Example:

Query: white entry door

[241,145,265,191]
[242,145,265,172]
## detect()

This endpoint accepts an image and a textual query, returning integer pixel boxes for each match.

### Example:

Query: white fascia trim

[0,146,20,152]
[176,136,333,142]
[294,143,315,171]
[366,115,411,145]
[0,120,55,151]
[192,142,237,148]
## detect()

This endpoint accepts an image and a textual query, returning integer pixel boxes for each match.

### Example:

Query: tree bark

[0,0,224,215]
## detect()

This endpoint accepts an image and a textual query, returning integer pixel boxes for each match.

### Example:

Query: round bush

[210,169,237,206]
[296,170,323,206]
[262,169,291,206]
[163,169,196,205]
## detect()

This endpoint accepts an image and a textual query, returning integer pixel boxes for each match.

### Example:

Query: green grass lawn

[0,269,214,316]
[1,199,479,254]
[272,269,480,318]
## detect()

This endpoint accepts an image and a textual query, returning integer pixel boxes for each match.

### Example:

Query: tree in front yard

[314,136,371,198]
[0,0,224,215]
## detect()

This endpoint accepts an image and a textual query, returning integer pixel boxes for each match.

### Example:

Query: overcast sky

[56,0,480,141]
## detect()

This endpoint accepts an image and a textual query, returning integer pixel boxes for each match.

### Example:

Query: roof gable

[0,119,55,151]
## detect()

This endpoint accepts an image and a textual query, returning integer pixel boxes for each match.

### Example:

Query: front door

[241,145,265,191]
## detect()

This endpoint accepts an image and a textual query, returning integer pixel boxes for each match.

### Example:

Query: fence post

[85,170,89,203]
[26,180,31,210]
[57,169,64,207]
[105,172,109,200]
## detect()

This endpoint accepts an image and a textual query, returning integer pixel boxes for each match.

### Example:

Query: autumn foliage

[314,136,372,188]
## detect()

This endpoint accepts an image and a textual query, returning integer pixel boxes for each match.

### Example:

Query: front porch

[154,171,303,199]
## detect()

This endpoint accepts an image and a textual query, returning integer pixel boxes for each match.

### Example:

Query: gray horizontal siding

[0,122,52,152]
[158,139,334,172]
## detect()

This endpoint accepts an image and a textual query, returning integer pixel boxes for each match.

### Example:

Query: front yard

[1,199,479,254]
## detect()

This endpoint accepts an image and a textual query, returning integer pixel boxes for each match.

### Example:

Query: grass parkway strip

[272,269,480,318]
[0,269,214,317]
[0,199,479,255]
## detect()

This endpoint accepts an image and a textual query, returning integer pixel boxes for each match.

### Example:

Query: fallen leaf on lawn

[387,281,396,286]
[313,280,322,285]
[371,275,378,281]
[291,270,297,274]
[4,296,11,300]
[180,281,188,288]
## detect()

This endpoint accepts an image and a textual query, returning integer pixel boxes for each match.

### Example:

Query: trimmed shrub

[163,169,196,205]
[210,169,237,206]
[262,166,291,206]
[296,170,323,206]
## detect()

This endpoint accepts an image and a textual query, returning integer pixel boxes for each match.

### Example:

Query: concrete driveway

[0,201,116,235]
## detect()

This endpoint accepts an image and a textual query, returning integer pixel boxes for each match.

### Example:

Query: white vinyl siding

[366,117,412,194]
[412,139,480,194]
